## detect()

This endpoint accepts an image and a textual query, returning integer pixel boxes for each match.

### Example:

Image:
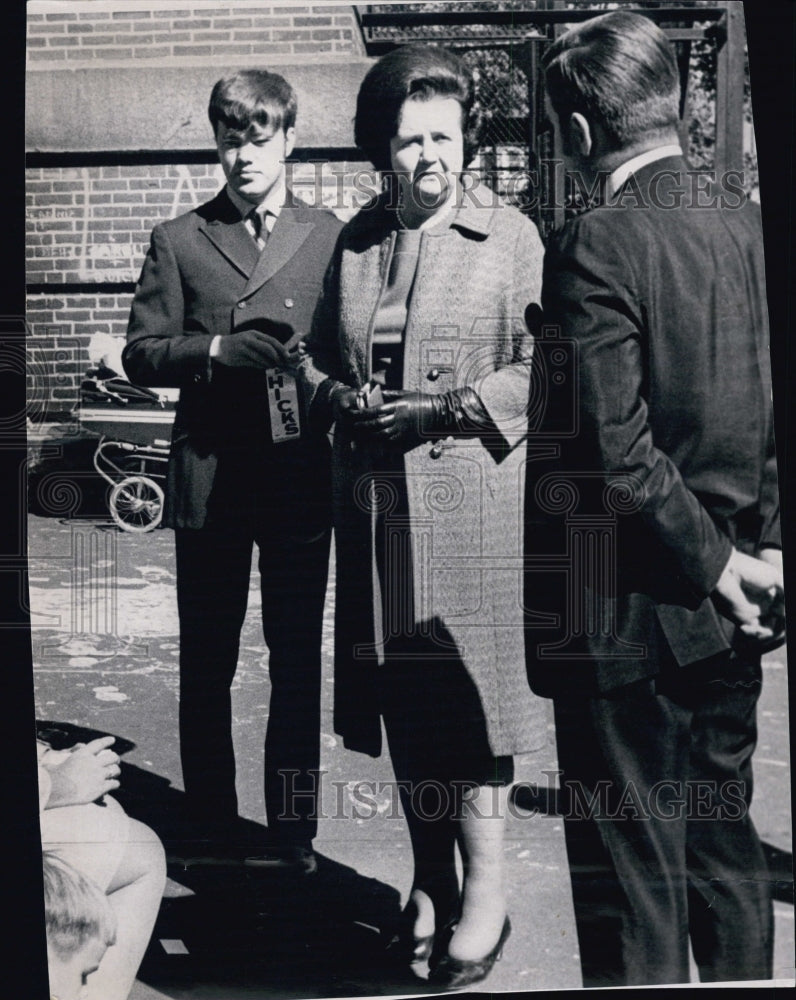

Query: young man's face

[216,121,296,206]
[47,937,108,1000]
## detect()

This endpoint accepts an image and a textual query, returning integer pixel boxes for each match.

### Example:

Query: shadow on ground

[37,720,443,999]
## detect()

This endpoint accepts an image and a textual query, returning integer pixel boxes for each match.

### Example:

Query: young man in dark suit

[526,11,786,986]
[124,71,343,873]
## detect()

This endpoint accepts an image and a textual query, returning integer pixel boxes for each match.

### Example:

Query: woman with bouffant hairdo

[300,44,546,990]
[353,44,485,176]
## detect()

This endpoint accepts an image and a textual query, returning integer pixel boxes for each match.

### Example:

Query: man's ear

[284,126,296,159]
[568,112,593,158]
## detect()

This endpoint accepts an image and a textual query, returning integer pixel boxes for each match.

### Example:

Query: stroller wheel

[109,475,164,533]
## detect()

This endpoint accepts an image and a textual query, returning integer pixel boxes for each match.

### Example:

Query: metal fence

[357,2,749,238]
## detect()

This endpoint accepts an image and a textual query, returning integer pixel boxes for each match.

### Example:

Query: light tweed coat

[300,193,547,758]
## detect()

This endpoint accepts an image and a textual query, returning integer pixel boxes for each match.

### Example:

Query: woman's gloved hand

[356,387,494,447]
[329,383,370,429]
[355,389,440,446]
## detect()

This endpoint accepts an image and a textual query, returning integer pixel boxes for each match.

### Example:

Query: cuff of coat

[308,377,344,433]
[761,526,782,550]
[688,533,734,604]
[121,333,216,388]
[182,333,216,386]
[207,335,222,383]
[473,363,533,452]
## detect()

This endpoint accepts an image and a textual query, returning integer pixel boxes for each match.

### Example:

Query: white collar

[607,144,683,199]
[225,181,286,222]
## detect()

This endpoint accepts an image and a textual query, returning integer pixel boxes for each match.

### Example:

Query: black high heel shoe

[384,924,435,964]
[386,892,461,966]
[428,914,458,972]
[385,930,435,965]
[384,905,435,965]
[428,915,512,990]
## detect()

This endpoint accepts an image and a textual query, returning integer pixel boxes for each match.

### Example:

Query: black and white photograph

[17,1,795,997]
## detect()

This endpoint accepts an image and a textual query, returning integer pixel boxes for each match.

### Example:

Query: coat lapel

[240,204,315,299]
[199,191,260,279]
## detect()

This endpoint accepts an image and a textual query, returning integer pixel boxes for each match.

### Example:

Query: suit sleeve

[123,223,214,388]
[759,420,781,549]
[471,216,544,452]
[749,208,781,552]
[543,218,732,604]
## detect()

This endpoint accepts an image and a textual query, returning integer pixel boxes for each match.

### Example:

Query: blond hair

[42,852,117,959]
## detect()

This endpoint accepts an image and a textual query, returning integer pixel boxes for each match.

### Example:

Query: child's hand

[44,736,121,808]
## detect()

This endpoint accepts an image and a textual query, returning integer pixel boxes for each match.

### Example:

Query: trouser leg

[554,680,692,987]
[257,527,330,847]
[662,655,774,982]
[175,525,253,828]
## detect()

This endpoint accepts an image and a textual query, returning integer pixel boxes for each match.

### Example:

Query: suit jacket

[123,189,344,530]
[525,156,780,697]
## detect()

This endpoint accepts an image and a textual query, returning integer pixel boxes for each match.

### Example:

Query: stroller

[75,361,175,533]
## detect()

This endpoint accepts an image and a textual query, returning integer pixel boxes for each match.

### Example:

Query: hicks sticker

[265,367,301,443]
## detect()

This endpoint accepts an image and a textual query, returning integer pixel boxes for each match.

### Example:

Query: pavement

[28,509,795,998]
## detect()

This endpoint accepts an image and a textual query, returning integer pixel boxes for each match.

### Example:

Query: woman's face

[389,95,465,215]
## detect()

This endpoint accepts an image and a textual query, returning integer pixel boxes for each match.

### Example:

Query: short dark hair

[542,11,680,150]
[208,69,297,136]
[43,853,117,960]
[354,44,484,172]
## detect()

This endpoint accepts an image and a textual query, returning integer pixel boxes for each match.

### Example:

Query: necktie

[247,208,267,250]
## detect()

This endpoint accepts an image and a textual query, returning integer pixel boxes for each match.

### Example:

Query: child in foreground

[43,852,117,1000]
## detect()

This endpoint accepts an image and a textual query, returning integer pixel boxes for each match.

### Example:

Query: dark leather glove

[357,386,493,446]
[329,383,377,432]
[214,329,292,369]
[355,389,439,446]
[330,384,359,419]
[434,386,494,436]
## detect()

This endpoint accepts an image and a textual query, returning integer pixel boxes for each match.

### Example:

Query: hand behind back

[712,548,785,647]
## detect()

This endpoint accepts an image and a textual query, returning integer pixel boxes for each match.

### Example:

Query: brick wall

[26,1,370,419]
[27,164,224,286]
[26,159,374,416]
[27,293,135,414]
[27,2,366,65]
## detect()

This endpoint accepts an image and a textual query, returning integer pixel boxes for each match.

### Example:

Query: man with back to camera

[525,10,785,986]
[123,70,343,873]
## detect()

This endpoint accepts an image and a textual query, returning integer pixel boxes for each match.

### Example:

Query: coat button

[429,444,443,459]
[237,301,247,309]
[284,298,294,308]
[427,368,440,381]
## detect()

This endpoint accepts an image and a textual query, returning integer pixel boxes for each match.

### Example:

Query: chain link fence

[361,1,756,232]
[363,3,541,218]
